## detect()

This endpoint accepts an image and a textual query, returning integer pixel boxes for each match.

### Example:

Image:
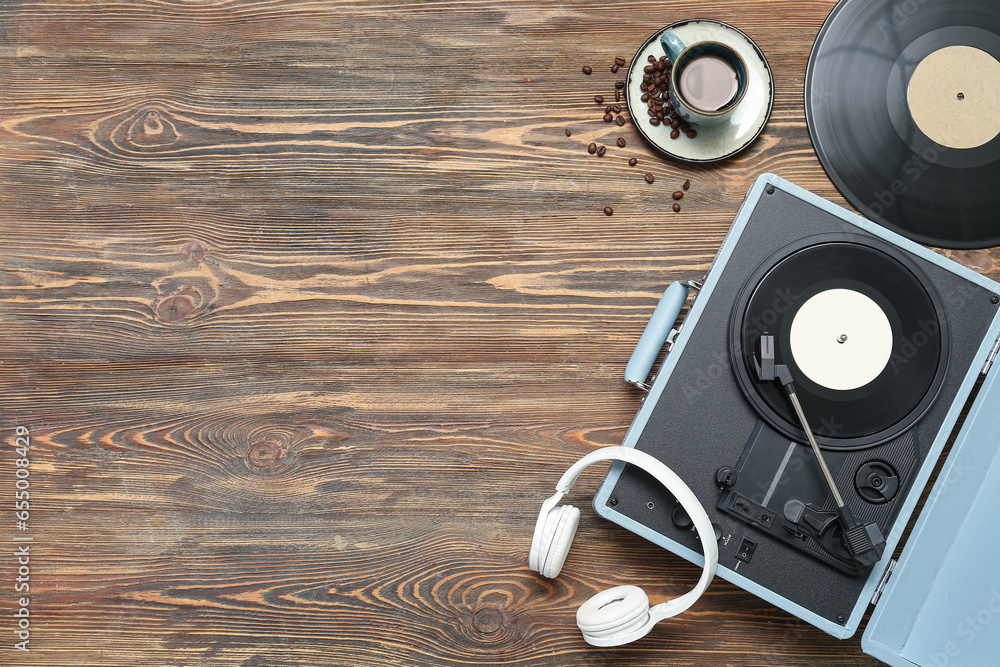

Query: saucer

[626,20,774,163]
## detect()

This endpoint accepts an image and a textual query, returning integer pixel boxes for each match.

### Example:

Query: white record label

[788,289,893,391]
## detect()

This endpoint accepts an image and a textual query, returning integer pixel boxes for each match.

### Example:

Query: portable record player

[594,173,1000,663]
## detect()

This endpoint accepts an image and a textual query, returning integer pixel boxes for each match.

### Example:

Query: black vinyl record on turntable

[806,0,1000,248]
[730,234,949,449]
[720,233,950,574]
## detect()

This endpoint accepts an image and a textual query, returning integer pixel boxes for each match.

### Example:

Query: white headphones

[528,446,719,647]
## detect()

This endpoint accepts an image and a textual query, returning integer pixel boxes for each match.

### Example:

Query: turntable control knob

[716,466,738,488]
[672,505,693,529]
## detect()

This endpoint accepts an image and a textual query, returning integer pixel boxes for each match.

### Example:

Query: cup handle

[659,32,685,63]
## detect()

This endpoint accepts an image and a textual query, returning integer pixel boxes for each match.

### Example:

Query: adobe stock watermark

[12,426,33,652]
[868,145,949,219]
[876,0,934,41]
[10,426,32,652]
[888,280,987,374]
[887,318,940,372]
[679,284,846,405]
[927,589,1000,666]
[680,350,731,404]
[679,286,803,402]
[930,458,972,502]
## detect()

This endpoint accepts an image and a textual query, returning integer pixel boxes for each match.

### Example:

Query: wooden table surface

[2,1,998,665]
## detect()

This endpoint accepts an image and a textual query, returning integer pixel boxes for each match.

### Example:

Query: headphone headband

[529,446,719,647]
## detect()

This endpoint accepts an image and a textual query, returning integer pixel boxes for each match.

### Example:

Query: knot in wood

[246,441,282,469]
[185,242,206,262]
[155,294,195,323]
[472,605,505,635]
[122,106,179,148]
[143,110,163,135]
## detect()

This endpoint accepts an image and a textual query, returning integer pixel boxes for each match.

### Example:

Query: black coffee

[678,54,739,112]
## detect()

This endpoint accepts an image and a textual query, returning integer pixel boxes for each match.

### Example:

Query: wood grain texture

[0,1,996,665]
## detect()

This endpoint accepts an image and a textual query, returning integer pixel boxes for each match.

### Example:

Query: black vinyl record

[806,0,1000,249]
[729,234,949,450]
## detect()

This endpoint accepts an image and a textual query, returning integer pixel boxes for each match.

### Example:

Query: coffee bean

[615,56,626,66]
[588,142,597,154]
[628,157,637,166]
[605,105,613,114]
[597,145,606,156]
[641,93,650,102]
[647,55,656,63]
[687,130,697,138]
[673,191,684,200]
[615,90,621,102]
[615,80,625,89]
[610,64,619,73]
[615,115,625,126]
[582,66,592,75]
[643,65,655,74]
[671,119,681,129]
[672,202,681,213]
[683,179,691,190]
[565,129,572,137]
[604,113,614,122]
[616,137,626,147]
[594,95,604,103]
[649,117,660,126]
[604,206,614,216]
[612,104,621,113]
[660,55,668,62]
[670,128,680,139]
[644,173,654,183]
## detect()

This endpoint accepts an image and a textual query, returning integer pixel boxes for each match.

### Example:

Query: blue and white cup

[660,32,749,127]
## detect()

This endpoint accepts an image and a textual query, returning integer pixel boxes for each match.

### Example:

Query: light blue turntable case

[594,174,1000,661]
[861,360,1000,666]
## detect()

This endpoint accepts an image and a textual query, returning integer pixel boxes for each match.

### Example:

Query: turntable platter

[730,235,950,449]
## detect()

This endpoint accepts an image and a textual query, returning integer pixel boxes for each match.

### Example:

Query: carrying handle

[624,282,691,390]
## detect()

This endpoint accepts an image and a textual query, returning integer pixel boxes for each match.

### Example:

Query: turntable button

[672,505,693,529]
[712,522,723,542]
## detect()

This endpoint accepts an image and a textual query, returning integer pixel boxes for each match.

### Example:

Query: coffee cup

[660,32,748,127]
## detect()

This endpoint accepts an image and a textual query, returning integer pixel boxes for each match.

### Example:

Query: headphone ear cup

[576,585,651,643]
[531,504,580,578]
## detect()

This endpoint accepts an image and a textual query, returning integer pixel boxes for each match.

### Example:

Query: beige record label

[789,289,893,391]
[907,45,1000,150]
